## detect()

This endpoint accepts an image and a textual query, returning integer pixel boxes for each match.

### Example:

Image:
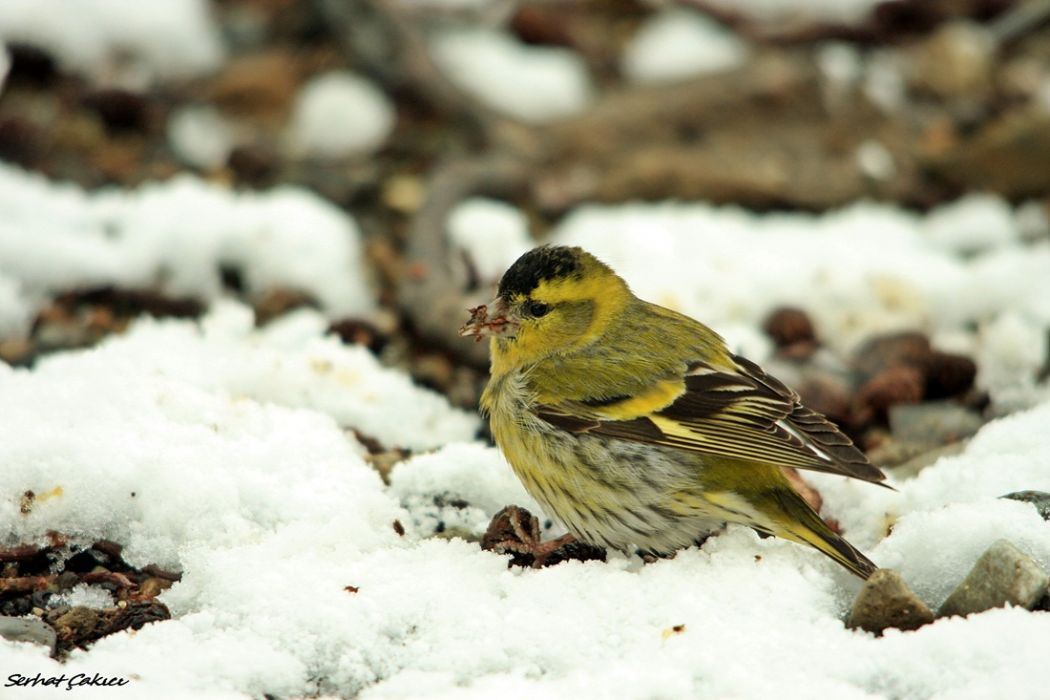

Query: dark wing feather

[534,354,887,485]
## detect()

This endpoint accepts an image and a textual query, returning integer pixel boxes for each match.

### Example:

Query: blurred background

[1,0,1049,465]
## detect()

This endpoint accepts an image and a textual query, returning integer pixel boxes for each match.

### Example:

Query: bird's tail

[752,487,877,579]
[700,484,878,579]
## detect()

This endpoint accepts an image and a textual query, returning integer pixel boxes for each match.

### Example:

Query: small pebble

[1001,491,1050,521]
[853,332,932,381]
[763,307,816,348]
[888,401,983,445]
[82,88,151,134]
[885,440,968,480]
[938,539,1049,618]
[848,569,935,634]
[855,365,925,420]
[924,351,976,398]
[0,615,57,653]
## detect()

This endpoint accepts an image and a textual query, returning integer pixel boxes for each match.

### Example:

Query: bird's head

[460,246,631,370]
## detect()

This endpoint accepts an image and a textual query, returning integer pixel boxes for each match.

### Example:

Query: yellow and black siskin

[461,245,888,578]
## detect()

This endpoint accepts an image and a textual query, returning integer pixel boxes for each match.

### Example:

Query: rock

[0,615,57,653]
[938,540,1049,618]
[867,436,934,469]
[0,337,35,365]
[885,440,968,480]
[763,307,817,349]
[910,21,994,102]
[82,88,152,134]
[924,351,977,399]
[855,365,925,421]
[852,333,978,424]
[0,116,45,168]
[328,317,391,354]
[853,332,932,382]
[5,43,60,86]
[888,401,984,445]
[848,569,935,634]
[227,144,277,187]
[1001,491,1050,521]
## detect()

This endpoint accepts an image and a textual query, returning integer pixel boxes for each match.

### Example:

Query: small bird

[461,245,887,578]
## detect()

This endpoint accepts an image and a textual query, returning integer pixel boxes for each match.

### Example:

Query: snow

[0,164,374,338]
[390,442,547,539]
[622,8,749,84]
[855,140,896,180]
[2,151,1050,698]
[864,50,908,113]
[167,105,236,171]
[0,273,31,338]
[702,0,882,26]
[51,584,115,611]
[397,0,495,9]
[3,375,1050,698]
[0,0,223,85]
[429,28,593,122]
[923,193,1018,254]
[286,71,397,159]
[446,198,534,283]
[818,42,863,89]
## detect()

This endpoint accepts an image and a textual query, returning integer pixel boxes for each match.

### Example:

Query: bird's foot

[482,505,605,568]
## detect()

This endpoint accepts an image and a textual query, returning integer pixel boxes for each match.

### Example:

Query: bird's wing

[533,354,887,485]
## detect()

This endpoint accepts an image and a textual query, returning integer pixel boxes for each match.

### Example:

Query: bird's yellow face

[460,246,631,374]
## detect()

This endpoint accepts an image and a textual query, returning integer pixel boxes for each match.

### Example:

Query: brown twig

[0,545,48,562]
[0,575,57,594]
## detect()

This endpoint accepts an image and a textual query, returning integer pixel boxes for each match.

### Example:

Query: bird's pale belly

[489,404,730,554]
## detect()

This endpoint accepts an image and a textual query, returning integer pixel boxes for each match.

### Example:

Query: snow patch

[430,28,592,122]
[0,165,374,339]
[622,9,749,84]
[0,0,224,84]
[287,71,396,158]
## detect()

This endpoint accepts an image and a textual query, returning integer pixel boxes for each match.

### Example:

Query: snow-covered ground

[429,28,593,122]
[0,0,223,85]
[621,8,750,84]
[0,164,374,339]
[1,3,1050,695]
[1,158,1049,697]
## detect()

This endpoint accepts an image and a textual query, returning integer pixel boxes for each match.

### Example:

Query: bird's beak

[459,297,518,342]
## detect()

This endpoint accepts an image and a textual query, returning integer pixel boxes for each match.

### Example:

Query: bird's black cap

[498,246,584,300]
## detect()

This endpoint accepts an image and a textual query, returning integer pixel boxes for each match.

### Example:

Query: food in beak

[459,303,514,341]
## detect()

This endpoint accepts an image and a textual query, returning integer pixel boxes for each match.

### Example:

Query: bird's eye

[527,301,550,317]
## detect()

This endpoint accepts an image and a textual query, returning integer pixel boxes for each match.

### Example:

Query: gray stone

[1001,491,1050,521]
[848,569,935,635]
[888,401,984,446]
[0,615,56,653]
[938,540,1049,618]
[886,440,969,480]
